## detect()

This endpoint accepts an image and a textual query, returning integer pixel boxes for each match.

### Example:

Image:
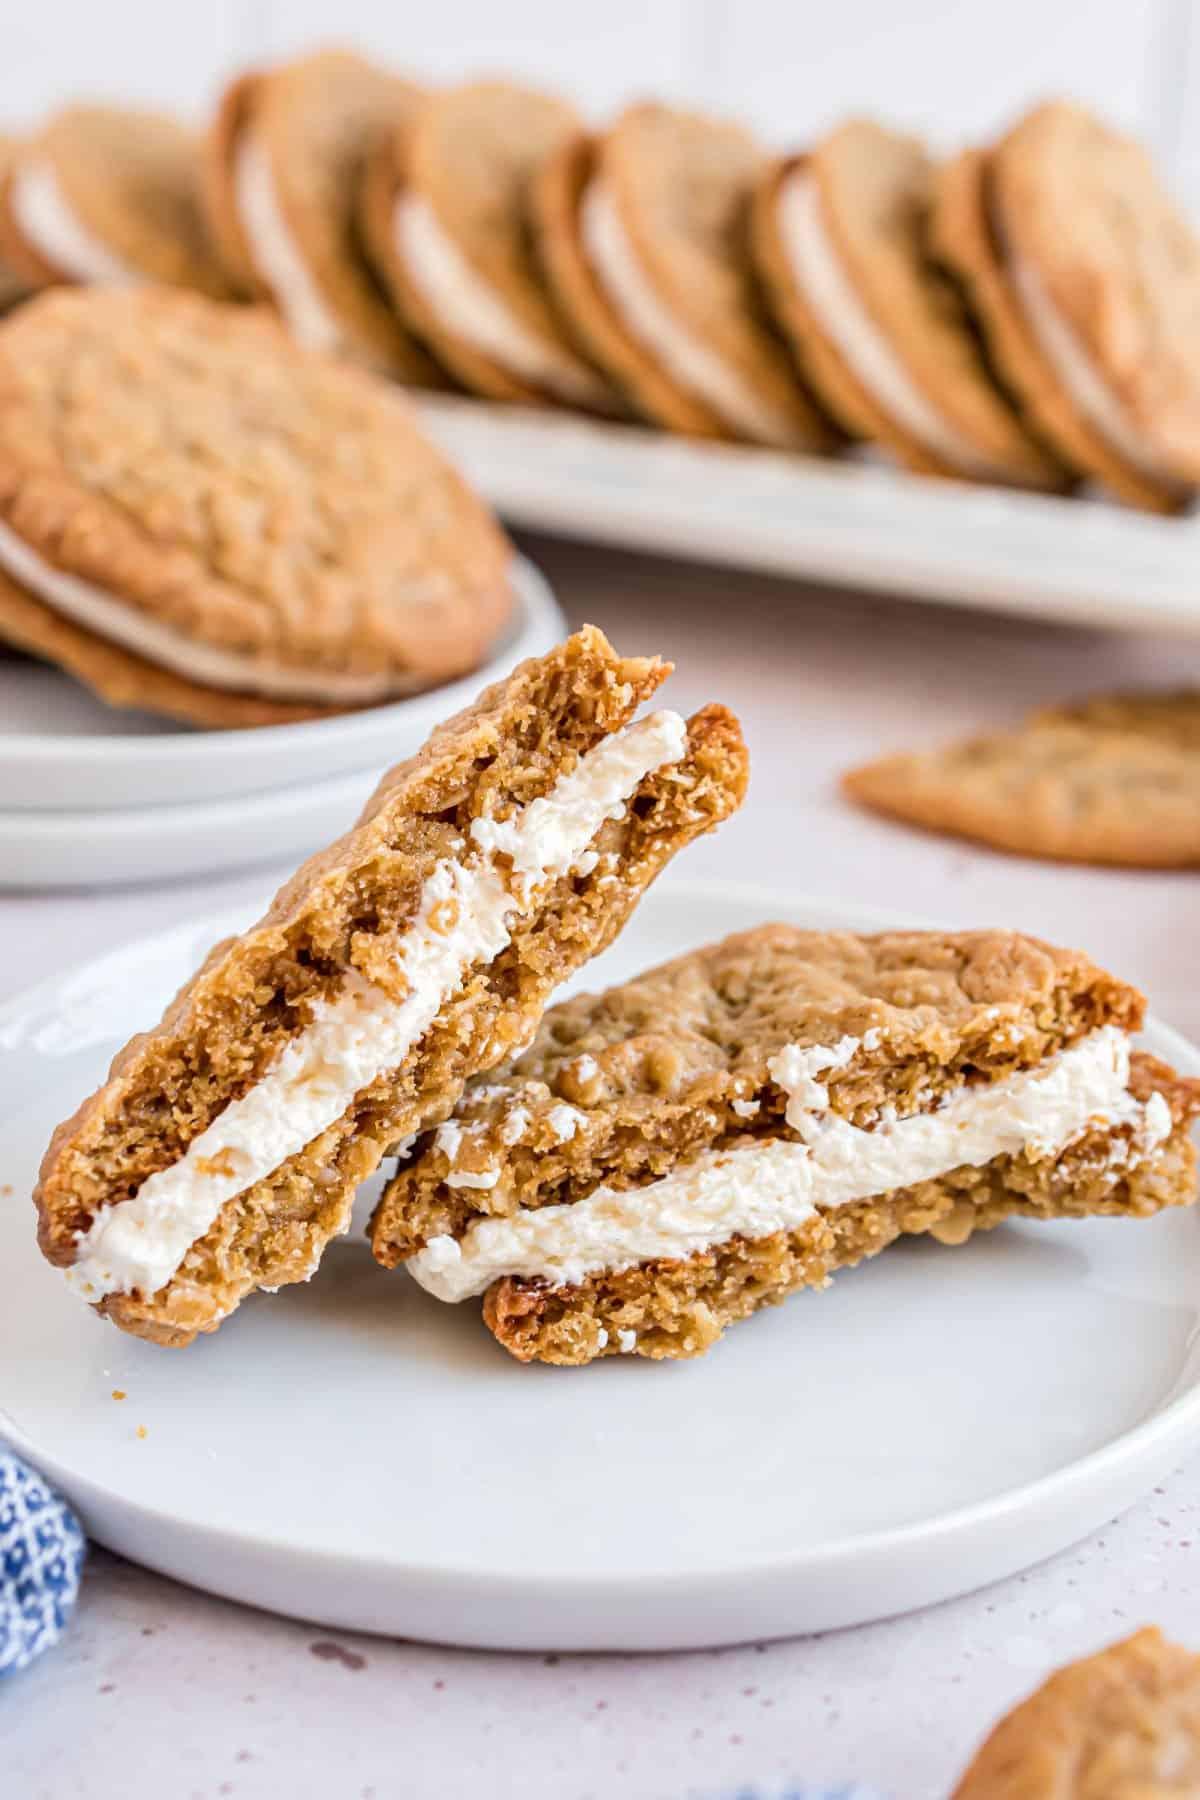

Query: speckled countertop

[5,535,1200,1799]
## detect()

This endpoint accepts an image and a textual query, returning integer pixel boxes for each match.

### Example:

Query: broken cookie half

[375,924,1199,1364]
[35,627,748,1344]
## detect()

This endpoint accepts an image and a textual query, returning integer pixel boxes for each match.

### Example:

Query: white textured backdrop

[1,0,1196,190]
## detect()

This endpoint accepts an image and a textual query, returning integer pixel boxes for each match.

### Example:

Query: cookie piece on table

[203,46,440,382]
[34,626,749,1345]
[0,105,231,298]
[931,102,1200,513]
[376,924,1198,1364]
[750,121,1067,489]
[0,286,515,727]
[953,1627,1200,1795]
[360,80,619,410]
[528,102,837,447]
[843,690,1200,866]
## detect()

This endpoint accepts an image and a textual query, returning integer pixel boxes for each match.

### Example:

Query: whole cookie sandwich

[751,120,1066,487]
[932,101,1200,512]
[0,286,515,727]
[0,104,231,297]
[375,924,1198,1363]
[204,46,440,381]
[34,627,749,1345]
[360,79,617,409]
[844,690,1200,866]
[529,102,837,446]
[953,1627,1200,1795]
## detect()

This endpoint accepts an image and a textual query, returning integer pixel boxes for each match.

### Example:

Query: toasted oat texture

[360,81,617,410]
[203,49,441,382]
[35,627,748,1345]
[530,133,725,436]
[844,690,1200,866]
[576,102,837,449]
[0,105,232,298]
[750,125,1065,488]
[0,287,514,725]
[377,923,1198,1364]
[930,106,1199,513]
[953,1627,1200,1796]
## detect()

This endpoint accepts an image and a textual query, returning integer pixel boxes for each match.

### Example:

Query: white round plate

[0,556,563,812]
[2,881,1199,1652]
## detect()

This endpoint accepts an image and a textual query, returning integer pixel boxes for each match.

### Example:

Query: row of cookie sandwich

[35,628,1199,1360]
[1,50,1197,510]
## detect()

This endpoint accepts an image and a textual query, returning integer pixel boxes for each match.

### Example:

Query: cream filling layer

[580,179,802,447]
[408,1024,1165,1302]
[0,516,421,704]
[1003,233,1188,494]
[10,158,138,284]
[65,709,688,1304]
[233,132,345,353]
[776,170,1012,480]
[393,192,607,407]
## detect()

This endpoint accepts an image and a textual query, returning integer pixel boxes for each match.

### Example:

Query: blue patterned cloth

[0,1442,85,1676]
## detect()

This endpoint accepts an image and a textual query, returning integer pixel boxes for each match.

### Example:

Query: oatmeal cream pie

[0,104,231,297]
[374,924,1198,1364]
[203,47,440,381]
[844,690,1200,867]
[0,285,515,728]
[932,102,1200,513]
[953,1627,1200,1795]
[750,120,1066,487]
[34,627,749,1345]
[360,80,618,409]
[529,103,837,446]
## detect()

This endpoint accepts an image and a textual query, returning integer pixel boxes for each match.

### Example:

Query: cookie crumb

[111,1389,126,1401]
[136,1425,147,1440]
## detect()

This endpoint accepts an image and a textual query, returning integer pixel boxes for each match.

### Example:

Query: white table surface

[5,533,1200,1799]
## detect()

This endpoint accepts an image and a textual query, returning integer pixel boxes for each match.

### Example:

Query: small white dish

[2,880,1199,1651]
[0,555,564,812]
[415,396,1200,635]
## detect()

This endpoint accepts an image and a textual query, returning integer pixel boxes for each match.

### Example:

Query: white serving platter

[0,555,564,813]
[415,396,1200,634]
[3,880,1199,1652]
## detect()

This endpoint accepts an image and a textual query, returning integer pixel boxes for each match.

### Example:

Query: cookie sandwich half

[376,924,1198,1363]
[0,286,514,726]
[0,104,231,297]
[35,628,748,1344]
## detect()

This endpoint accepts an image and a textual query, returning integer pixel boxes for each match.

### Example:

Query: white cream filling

[0,516,421,704]
[10,157,138,284]
[580,178,801,447]
[1003,236,1188,493]
[65,709,688,1304]
[776,170,1012,480]
[408,1024,1167,1302]
[233,132,345,353]
[393,192,607,407]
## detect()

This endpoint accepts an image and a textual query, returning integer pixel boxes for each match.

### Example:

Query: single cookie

[375,925,1198,1364]
[750,122,1067,488]
[528,102,836,448]
[953,1627,1200,1795]
[931,104,1200,512]
[0,286,516,727]
[204,47,441,382]
[0,104,232,298]
[843,689,1200,866]
[34,625,749,1345]
[361,80,619,409]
